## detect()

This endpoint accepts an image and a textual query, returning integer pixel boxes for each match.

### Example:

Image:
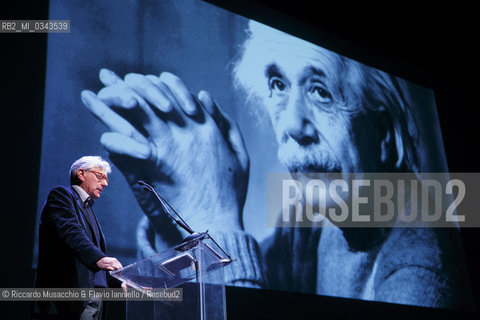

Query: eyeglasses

[87,170,109,183]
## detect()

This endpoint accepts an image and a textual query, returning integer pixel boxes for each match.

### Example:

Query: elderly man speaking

[35,156,123,319]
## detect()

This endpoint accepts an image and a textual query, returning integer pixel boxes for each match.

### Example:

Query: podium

[111,233,229,320]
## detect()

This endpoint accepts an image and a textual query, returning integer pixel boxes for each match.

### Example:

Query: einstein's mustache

[277,138,341,173]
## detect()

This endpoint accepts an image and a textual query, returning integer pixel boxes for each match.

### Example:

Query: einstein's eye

[310,84,332,104]
[268,77,287,93]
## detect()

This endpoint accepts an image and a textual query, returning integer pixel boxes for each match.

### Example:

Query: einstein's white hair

[233,20,419,172]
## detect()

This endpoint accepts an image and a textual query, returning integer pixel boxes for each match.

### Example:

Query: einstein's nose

[284,91,319,146]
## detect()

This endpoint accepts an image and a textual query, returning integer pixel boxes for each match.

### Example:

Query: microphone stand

[137,181,233,264]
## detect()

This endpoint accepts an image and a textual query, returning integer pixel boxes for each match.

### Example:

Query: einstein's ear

[378,110,398,169]
[380,129,392,163]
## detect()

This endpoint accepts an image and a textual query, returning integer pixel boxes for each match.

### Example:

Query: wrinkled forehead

[248,21,346,79]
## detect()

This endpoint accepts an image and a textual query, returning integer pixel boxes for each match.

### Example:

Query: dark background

[1,0,478,319]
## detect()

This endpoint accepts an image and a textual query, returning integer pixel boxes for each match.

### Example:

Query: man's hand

[121,281,129,294]
[96,256,123,271]
[81,68,249,245]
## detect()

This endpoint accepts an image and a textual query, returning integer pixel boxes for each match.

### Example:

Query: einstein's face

[256,37,385,180]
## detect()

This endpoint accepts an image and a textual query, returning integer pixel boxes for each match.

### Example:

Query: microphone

[137,181,233,260]
[137,181,197,236]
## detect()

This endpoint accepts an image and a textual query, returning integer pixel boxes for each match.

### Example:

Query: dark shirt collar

[84,197,95,208]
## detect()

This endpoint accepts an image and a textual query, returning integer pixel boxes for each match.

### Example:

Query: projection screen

[34,0,473,310]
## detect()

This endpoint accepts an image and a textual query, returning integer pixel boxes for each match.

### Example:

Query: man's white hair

[69,155,111,185]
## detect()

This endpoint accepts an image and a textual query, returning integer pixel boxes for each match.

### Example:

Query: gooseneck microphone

[137,180,233,263]
[137,180,197,236]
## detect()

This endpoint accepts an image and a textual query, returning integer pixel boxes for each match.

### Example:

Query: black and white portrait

[34,0,473,310]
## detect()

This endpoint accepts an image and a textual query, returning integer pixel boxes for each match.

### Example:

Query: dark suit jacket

[35,185,108,316]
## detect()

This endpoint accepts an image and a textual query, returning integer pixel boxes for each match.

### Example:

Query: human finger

[100,69,168,115]
[97,83,138,109]
[81,90,149,144]
[99,76,172,136]
[111,258,123,270]
[100,132,155,160]
[146,74,183,112]
[198,91,249,169]
[99,68,122,87]
[159,72,198,116]
[145,74,160,85]
[124,73,173,113]
[226,118,249,170]
[198,90,225,129]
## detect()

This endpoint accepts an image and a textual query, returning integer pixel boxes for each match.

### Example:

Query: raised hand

[81,69,249,247]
